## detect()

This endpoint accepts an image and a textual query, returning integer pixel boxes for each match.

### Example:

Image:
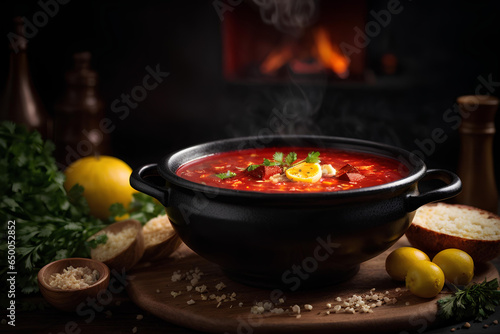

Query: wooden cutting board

[126,237,499,334]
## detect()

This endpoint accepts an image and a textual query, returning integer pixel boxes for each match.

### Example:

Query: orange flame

[313,27,350,79]
[260,45,293,74]
[260,27,350,79]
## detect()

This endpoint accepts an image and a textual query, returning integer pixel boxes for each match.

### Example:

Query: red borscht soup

[176,147,408,193]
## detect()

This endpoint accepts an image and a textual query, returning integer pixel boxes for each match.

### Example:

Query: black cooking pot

[130,135,461,290]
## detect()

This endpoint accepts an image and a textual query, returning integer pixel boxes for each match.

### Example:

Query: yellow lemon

[405,261,445,298]
[432,248,474,285]
[285,163,322,183]
[385,247,430,281]
[64,156,137,220]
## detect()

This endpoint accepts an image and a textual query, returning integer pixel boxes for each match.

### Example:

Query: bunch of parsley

[438,278,500,321]
[0,122,106,296]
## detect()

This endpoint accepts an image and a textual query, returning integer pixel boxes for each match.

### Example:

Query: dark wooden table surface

[3,255,500,334]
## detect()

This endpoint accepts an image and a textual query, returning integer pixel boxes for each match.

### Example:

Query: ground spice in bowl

[49,265,100,290]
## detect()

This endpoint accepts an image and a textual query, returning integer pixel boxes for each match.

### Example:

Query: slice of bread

[90,219,145,271]
[141,214,182,262]
[405,203,500,263]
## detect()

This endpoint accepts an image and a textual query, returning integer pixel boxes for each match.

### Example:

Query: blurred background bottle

[455,95,499,214]
[54,51,110,166]
[0,16,52,139]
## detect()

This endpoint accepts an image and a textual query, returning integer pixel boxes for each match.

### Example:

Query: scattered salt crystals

[263,301,273,311]
[325,311,330,315]
[215,282,226,291]
[215,294,226,303]
[323,288,398,315]
[171,267,204,284]
[132,327,138,333]
[136,314,143,320]
[186,285,193,292]
[304,304,313,311]
[171,291,181,298]
[251,305,265,314]
[278,298,285,304]
[155,289,161,294]
[296,314,301,319]
[291,304,301,314]
[395,288,401,292]
[405,302,410,306]
[187,299,195,305]
[238,302,243,307]
[171,270,182,282]
[195,285,207,293]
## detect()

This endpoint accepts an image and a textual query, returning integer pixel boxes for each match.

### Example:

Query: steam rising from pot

[252,0,319,36]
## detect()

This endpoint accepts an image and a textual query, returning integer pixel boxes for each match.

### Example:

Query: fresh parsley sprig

[108,192,165,225]
[293,151,321,166]
[86,234,109,249]
[438,278,500,321]
[215,171,237,180]
[246,151,320,171]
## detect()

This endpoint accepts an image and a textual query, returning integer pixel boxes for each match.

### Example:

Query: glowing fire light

[314,27,350,79]
[260,27,350,79]
[260,45,294,74]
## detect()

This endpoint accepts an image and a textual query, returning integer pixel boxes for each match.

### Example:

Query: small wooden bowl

[90,219,145,271]
[38,258,110,312]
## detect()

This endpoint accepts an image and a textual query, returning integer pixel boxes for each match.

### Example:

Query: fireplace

[222,0,367,82]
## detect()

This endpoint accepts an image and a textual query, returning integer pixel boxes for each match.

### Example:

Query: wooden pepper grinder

[455,95,499,213]
[54,52,110,165]
[0,17,52,139]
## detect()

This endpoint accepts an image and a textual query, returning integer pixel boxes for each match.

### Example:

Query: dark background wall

[1,0,500,188]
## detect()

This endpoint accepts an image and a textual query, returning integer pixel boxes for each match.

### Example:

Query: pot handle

[405,169,462,212]
[130,164,169,205]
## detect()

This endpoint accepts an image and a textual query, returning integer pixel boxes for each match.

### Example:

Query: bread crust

[405,203,500,263]
[141,215,182,262]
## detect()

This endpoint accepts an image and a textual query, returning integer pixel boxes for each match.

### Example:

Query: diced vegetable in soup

[176,147,408,193]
